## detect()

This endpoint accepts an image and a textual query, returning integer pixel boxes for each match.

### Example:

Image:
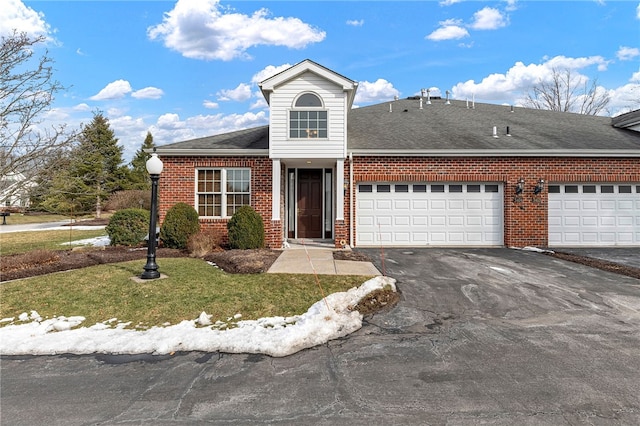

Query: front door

[297,169,323,238]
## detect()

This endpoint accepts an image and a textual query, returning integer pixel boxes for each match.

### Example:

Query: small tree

[105,208,150,246]
[523,67,610,115]
[128,132,155,190]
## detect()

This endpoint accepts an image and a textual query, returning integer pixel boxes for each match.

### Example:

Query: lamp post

[141,151,163,280]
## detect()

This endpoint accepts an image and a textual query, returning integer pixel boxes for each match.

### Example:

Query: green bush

[160,203,200,249]
[227,206,265,249]
[105,208,150,246]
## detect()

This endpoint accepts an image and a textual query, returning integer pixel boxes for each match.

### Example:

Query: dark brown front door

[297,169,323,238]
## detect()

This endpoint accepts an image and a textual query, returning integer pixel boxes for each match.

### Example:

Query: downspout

[349,151,354,248]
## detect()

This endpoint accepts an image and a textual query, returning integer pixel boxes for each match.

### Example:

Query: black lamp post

[141,151,163,280]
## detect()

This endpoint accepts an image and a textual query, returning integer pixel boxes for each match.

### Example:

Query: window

[618,185,632,194]
[413,184,427,193]
[449,184,463,193]
[565,185,579,193]
[601,185,614,194]
[359,185,373,193]
[377,185,391,193]
[431,184,445,193]
[196,169,250,217]
[485,184,499,193]
[548,185,560,193]
[395,184,409,192]
[467,185,481,193]
[290,93,327,139]
[583,185,596,194]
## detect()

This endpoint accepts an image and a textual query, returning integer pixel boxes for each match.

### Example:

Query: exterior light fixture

[141,149,163,280]
[534,178,545,195]
[515,178,525,195]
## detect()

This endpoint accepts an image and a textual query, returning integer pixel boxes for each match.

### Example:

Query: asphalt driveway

[2,248,640,425]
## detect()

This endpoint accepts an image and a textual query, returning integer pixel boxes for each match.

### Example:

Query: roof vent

[389,103,393,113]
[492,126,499,138]
[426,89,431,105]
[445,90,451,105]
[506,126,512,136]
[419,97,423,110]
[510,105,514,113]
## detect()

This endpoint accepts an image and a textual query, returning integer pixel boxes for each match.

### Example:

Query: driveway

[2,248,640,425]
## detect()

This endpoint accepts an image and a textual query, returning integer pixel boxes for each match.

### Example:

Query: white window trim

[288,92,328,140]
[195,168,251,218]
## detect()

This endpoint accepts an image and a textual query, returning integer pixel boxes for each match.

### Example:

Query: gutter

[152,149,269,157]
[349,151,354,249]
[349,149,640,158]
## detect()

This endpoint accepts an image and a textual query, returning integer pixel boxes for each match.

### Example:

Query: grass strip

[0,229,107,255]
[0,258,371,328]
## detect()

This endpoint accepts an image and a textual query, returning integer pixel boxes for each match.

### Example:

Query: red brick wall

[342,156,640,248]
[158,156,283,248]
[160,155,639,249]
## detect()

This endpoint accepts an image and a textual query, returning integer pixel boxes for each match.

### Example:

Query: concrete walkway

[267,246,381,275]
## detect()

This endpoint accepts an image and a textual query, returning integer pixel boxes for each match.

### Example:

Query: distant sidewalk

[267,248,381,276]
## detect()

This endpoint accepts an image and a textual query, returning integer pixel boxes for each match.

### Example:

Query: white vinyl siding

[548,183,640,246]
[356,183,504,247]
[269,72,346,159]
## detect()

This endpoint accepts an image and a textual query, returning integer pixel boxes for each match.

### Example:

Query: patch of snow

[60,236,110,247]
[0,276,396,358]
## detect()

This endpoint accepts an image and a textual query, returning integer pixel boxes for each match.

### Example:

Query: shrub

[105,208,150,246]
[227,206,264,249]
[104,190,151,211]
[187,230,223,257]
[160,203,200,249]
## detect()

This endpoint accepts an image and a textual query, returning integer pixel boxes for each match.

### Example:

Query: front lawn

[0,229,108,255]
[0,258,371,329]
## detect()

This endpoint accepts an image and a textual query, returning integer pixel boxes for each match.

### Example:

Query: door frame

[286,168,334,240]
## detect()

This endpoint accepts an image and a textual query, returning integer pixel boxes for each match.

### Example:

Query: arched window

[290,92,327,139]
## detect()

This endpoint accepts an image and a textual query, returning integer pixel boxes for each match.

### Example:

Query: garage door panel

[357,182,503,246]
[549,183,639,246]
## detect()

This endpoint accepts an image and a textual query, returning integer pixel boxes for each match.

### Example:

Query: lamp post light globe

[141,152,163,280]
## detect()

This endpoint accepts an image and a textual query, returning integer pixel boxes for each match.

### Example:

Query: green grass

[0,229,108,255]
[0,258,371,328]
[0,213,97,225]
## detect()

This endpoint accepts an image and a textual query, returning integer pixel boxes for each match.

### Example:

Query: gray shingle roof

[348,98,640,152]
[158,100,640,155]
[160,126,268,151]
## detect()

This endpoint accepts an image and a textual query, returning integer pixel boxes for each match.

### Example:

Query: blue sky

[3,0,640,161]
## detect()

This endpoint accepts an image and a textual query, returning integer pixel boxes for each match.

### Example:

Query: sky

[2,0,640,161]
[0,271,396,357]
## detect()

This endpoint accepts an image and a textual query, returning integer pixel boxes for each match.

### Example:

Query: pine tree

[43,113,128,217]
[129,131,155,190]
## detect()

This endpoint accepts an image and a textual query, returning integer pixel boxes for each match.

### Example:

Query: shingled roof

[348,98,640,154]
[157,100,640,156]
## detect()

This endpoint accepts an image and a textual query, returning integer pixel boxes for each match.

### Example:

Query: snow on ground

[0,276,396,358]
[60,235,111,247]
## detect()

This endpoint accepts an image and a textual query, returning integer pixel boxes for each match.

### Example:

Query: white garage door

[356,183,503,247]
[549,183,640,246]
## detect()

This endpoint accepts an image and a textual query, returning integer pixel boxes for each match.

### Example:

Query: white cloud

[217,83,252,102]
[439,0,463,5]
[132,87,164,100]
[637,2,640,19]
[90,80,133,101]
[251,63,292,84]
[631,69,640,82]
[354,79,400,104]
[73,103,91,111]
[0,0,53,39]
[504,0,518,12]
[470,7,507,30]
[426,19,469,41]
[451,55,610,101]
[147,0,325,61]
[605,82,640,115]
[203,100,219,109]
[346,19,364,27]
[617,46,640,61]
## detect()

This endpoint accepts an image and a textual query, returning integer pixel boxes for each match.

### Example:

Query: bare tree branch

[524,67,610,116]
[0,30,76,206]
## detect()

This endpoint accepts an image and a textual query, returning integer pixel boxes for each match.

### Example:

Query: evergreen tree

[128,131,155,190]
[43,113,129,217]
